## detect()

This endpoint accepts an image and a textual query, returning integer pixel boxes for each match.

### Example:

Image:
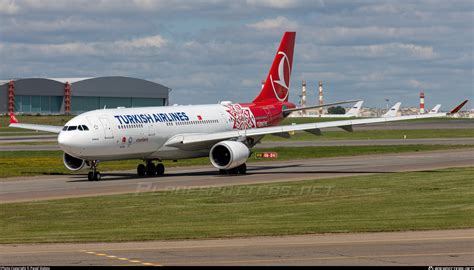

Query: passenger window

[68,126,77,131]
[82,125,89,131]
[62,126,68,131]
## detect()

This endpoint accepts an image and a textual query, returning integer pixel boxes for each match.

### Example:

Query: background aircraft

[318,101,364,118]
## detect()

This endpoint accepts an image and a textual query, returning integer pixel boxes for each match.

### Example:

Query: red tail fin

[253,32,296,103]
[9,112,19,124]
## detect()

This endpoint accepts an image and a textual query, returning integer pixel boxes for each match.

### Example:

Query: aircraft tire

[228,168,239,175]
[156,163,165,176]
[238,163,247,175]
[88,171,101,181]
[137,164,146,176]
[146,163,157,176]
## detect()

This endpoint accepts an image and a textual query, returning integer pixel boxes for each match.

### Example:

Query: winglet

[449,100,468,114]
[9,112,19,124]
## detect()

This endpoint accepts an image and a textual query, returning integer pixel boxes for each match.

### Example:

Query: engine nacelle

[63,152,86,171]
[210,141,250,170]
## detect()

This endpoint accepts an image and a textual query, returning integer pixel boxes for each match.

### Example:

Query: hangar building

[0,76,170,115]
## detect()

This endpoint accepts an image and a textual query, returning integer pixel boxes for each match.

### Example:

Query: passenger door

[86,116,103,141]
[99,116,114,139]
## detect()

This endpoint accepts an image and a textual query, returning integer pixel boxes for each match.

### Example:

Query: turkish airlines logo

[270,51,291,102]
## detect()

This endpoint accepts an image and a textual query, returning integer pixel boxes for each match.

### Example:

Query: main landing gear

[87,160,101,181]
[137,161,165,177]
[219,163,247,175]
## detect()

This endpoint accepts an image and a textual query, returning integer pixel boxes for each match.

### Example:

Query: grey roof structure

[71,77,170,98]
[0,76,170,114]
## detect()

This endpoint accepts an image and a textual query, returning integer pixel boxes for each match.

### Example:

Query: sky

[0,0,472,109]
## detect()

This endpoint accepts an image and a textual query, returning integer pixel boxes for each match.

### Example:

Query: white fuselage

[59,104,235,161]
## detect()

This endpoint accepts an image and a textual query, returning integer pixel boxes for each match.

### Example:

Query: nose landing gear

[137,161,165,177]
[87,160,101,181]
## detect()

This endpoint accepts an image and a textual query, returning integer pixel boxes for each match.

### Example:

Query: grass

[0,141,58,146]
[262,129,474,141]
[0,131,51,136]
[0,145,471,178]
[0,166,472,244]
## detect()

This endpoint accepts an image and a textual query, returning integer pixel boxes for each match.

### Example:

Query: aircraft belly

[147,148,209,160]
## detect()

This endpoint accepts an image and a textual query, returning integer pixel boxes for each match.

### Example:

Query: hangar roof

[0,76,170,98]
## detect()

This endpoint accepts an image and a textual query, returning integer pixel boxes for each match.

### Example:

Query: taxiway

[1,229,472,265]
[1,148,472,203]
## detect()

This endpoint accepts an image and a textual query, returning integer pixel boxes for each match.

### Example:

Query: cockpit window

[63,125,89,131]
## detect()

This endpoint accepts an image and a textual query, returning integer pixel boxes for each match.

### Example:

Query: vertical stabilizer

[382,102,401,117]
[345,101,364,117]
[428,104,441,114]
[253,32,296,104]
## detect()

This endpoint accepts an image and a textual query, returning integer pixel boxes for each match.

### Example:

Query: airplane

[9,32,469,181]
[429,104,441,114]
[317,100,364,118]
[382,102,401,117]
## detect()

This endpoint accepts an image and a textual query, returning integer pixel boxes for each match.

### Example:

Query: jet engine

[63,152,86,171]
[210,141,250,170]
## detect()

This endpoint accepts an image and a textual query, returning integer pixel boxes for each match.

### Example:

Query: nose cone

[58,132,80,155]
[58,132,70,151]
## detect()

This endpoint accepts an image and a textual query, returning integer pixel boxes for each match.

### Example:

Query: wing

[283,99,361,114]
[165,112,446,149]
[9,123,63,133]
[8,113,63,134]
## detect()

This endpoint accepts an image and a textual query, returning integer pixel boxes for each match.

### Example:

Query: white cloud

[397,43,438,59]
[303,26,451,45]
[0,0,19,14]
[114,35,167,49]
[361,72,385,82]
[2,35,168,58]
[245,0,299,8]
[357,3,401,14]
[407,79,433,90]
[247,16,298,30]
[353,43,438,59]
[1,42,95,57]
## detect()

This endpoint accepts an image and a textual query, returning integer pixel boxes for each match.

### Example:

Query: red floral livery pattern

[225,104,257,130]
